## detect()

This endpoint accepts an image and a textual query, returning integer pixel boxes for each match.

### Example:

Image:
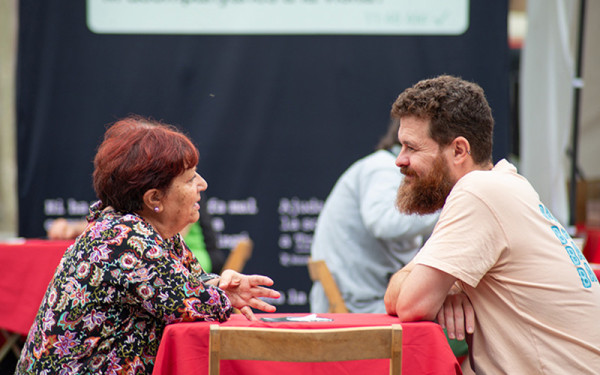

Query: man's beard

[396,153,455,215]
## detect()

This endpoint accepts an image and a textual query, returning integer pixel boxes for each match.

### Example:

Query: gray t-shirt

[310,148,438,313]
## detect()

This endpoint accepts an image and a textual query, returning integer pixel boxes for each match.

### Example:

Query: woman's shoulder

[78,209,162,254]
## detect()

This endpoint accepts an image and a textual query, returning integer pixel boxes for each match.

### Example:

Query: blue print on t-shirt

[577,267,592,288]
[560,227,570,243]
[540,203,596,288]
[565,245,581,265]
[572,240,586,261]
[539,204,557,222]
[584,263,598,283]
[551,225,568,245]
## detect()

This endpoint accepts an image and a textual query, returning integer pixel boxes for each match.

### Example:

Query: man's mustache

[400,166,417,177]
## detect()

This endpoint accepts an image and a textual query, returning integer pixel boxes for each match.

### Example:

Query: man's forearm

[387,264,459,323]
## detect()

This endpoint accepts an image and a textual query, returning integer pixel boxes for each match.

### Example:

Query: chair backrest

[307,258,349,313]
[209,324,402,375]
[222,238,253,273]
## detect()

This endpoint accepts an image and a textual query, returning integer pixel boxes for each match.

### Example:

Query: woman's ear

[142,188,164,212]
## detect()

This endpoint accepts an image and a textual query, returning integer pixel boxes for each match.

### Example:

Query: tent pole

[569,0,587,226]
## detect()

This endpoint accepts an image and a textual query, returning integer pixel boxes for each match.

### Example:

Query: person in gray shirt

[310,120,439,314]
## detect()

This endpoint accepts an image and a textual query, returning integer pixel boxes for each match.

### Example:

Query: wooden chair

[209,324,402,375]
[307,258,349,313]
[222,238,253,273]
[0,329,21,364]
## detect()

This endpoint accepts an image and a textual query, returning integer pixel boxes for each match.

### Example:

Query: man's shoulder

[451,160,536,209]
[453,170,500,196]
[458,160,522,190]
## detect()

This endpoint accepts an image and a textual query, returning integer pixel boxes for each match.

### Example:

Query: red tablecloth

[581,227,600,263]
[0,239,72,335]
[152,313,462,375]
[591,263,600,280]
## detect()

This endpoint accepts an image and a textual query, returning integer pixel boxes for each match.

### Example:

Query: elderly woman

[15,116,280,374]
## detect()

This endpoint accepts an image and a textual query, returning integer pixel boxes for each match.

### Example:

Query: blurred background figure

[179,197,226,274]
[46,218,87,241]
[309,119,439,314]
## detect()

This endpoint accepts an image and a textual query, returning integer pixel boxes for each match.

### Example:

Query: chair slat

[209,324,403,374]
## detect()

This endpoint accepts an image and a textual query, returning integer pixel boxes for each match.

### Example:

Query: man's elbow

[384,293,436,321]
[394,300,438,322]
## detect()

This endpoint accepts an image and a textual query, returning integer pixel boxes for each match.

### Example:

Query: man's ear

[451,136,471,163]
[142,188,164,212]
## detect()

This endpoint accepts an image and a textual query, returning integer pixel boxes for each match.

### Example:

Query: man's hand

[436,291,475,340]
[384,268,410,315]
[218,270,281,321]
[384,261,419,316]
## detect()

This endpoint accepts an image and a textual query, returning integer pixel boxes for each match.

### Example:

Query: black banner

[17,0,509,312]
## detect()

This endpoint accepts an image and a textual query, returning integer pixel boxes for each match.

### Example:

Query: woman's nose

[197,174,208,191]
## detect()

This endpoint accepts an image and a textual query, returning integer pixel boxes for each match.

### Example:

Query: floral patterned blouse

[16,201,232,374]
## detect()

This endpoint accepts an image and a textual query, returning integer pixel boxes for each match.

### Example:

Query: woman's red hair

[93,115,199,213]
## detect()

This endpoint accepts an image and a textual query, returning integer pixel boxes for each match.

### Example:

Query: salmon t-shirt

[415,159,600,374]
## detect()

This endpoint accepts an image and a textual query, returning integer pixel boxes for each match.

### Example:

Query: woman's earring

[154,207,159,213]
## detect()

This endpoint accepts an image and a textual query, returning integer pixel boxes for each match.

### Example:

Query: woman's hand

[218,270,281,321]
[436,290,475,341]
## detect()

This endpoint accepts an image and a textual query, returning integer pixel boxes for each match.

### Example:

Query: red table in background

[575,225,600,280]
[579,226,600,263]
[0,239,72,336]
[0,240,73,361]
[591,263,600,281]
[0,239,72,365]
[152,313,463,375]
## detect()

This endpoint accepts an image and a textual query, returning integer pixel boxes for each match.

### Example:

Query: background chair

[307,258,349,313]
[221,238,253,315]
[209,324,402,375]
[222,238,253,273]
[0,329,21,365]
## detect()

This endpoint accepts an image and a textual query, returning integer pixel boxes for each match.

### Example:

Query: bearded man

[384,75,600,374]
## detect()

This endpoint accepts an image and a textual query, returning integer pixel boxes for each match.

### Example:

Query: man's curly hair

[391,75,494,165]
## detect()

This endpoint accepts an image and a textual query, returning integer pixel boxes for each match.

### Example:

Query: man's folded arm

[385,262,456,321]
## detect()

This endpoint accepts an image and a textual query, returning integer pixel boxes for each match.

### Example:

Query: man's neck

[453,160,494,183]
